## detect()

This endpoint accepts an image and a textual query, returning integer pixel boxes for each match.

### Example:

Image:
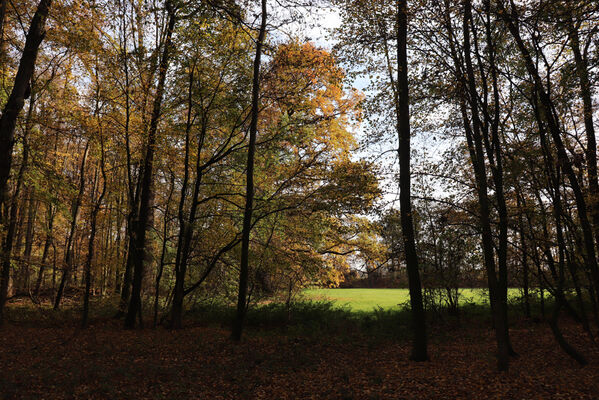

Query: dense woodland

[1,0,599,395]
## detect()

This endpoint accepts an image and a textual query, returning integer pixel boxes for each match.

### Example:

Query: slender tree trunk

[117,217,135,316]
[0,76,41,323]
[549,300,588,365]
[567,15,599,263]
[499,0,599,308]
[34,205,54,297]
[82,150,106,328]
[0,117,30,319]
[113,193,123,294]
[231,0,267,341]
[0,0,51,200]
[35,238,51,296]
[550,172,588,365]
[446,0,509,370]
[170,66,200,329]
[516,193,531,318]
[54,143,89,309]
[21,190,37,293]
[0,0,51,318]
[116,4,134,315]
[154,173,174,327]
[396,0,427,362]
[0,0,6,49]
[125,3,176,328]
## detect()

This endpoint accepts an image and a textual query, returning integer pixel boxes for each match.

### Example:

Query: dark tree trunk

[0,99,34,319]
[550,173,588,365]
[0,130,29,321]
[0,1,52,318]
[0,0,51,200]
[396,0,427,362]
[124,3,176,329]
[0,0,51,317]
[21,189,37,293]
[169,65,202,330]
[116,5,134,316]
[446,0,509,371]
[154,173,174,327]
[516,193,531,318]
[54,143,89,310]
[82,163,106,327]
[117,218,135,316]
[549,300,588,366]
[34,205,54,297]
[231,0,267,341]
[567,14,599,264]
[113,193,124,294]
[0,0,6,46]
[499,0,599,308]
[475,0,515,357]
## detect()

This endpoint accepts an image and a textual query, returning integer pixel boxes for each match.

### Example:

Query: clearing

[303,288,524,312]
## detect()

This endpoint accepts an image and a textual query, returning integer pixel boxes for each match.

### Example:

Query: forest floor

[1,299,598,399]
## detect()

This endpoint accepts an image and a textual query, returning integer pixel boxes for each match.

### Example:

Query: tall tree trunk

[396,0,427,362]
[124,3,176,328]
[231,0,267,341]
[0,0,50,316]
[516,193,531,318]
[82,143,106,328]
[0,105,31,320]
[54,142,89,309]
[113,193,124,294]
[169,66,205,329]
[21,189,37,293]
[34,205,54,297]
[0,42,46,321]
[0,0,7,50]
[117,216,135,316]
[567,14,599,262]
[443,0,510,370]
[549,168,588,365]
[116,4,135,316]
[155,173,174,327]
[0,0,51,200]
[499,0,599,308]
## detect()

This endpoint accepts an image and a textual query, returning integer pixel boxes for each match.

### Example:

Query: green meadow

[303,288,524,312]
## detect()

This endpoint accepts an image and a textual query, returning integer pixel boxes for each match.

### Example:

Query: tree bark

[396,0,427,362]
[34,205,54,297]
[498,0,599,309]
[124,2,176,328]
[516,193,531,318]
[231,0,267,341]
[566,13,599,263]
[0,0,51,201]
[155,173,174,327]
[82,150,106,328]
[0,0,52,319]
[54,142,89,309]
[442,0,510,371]
[169,65,201,329]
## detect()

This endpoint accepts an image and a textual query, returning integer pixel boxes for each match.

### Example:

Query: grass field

[303,288,523,312]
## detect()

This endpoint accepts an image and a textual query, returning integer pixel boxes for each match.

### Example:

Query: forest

[0,0,598,398]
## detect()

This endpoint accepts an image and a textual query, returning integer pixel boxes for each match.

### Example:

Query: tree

[0,0,52,325]
[232,0,267,341]
[125,0,177,329]
[396,0,428,362]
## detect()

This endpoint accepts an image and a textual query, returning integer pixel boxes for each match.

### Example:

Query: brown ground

[0,306,597,399]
